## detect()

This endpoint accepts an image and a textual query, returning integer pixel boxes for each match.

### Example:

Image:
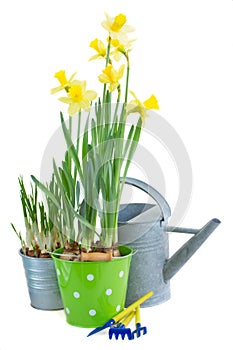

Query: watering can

[118,177,221,307]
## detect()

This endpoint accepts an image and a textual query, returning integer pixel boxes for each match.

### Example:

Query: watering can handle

[122,177,171,221]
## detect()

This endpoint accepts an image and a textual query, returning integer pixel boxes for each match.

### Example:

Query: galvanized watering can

[118,177,221,307]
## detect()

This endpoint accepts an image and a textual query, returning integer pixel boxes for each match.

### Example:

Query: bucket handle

[121,177,171,222]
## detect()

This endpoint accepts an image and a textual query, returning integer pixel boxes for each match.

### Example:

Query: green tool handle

[113,290,153,323]
[135,306,141,325]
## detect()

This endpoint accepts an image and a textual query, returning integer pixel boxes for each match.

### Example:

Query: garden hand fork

[131,306,147,339]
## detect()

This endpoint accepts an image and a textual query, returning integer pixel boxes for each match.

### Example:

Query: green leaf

[99,176,107,201]
[31,175,61,209]
[84,160,95,205]
[65,150,72,173]
[122,118,142,181]
[76,180,80,207]
[60,167,69,196]
[122,124,135,158]
[62,160,75,206]
[60,112,84,184]
[66,196,98,233]
[91,118,97,147]
[82,116,89,161]
[18,177,34,220]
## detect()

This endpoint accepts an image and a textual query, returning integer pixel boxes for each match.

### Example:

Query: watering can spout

[163,218,221,282]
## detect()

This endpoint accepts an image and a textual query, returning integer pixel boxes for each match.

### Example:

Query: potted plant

[31,12,159,327]
[11,176,63,310]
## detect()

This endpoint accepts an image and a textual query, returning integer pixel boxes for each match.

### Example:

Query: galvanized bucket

[118,177,221,307]
[20,250,63,310]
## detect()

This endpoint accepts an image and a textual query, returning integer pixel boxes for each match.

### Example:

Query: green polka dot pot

[51,245,133,328]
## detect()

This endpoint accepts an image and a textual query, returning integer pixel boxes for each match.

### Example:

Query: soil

[24,241,121,261]
[25,243,61,258]
[59,241,121,261]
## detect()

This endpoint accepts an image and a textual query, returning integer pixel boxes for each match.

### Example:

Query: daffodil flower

[110,38,135,61]
[89,38,107,61]
[126,91,159,125]
[51,70,77,94]
[98,64,125,92]
[102,13,134,45]
[59,80,97,116]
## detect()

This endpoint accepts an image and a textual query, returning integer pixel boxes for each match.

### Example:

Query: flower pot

[51,245,133,328]
[19,250,63,310]
[118,178,221,307]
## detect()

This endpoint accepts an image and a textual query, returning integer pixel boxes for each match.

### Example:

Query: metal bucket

[118,178,221,307]
[20,250,63,310]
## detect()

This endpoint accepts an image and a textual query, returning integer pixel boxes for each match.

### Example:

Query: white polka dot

[56,268,60,276]
[116,305,121,312]
[106,289,112,296]
[119,270,124,278]
[65,307,70,314]
[87,274,94,281]
[89,309,96,316]
[73,291,80,299]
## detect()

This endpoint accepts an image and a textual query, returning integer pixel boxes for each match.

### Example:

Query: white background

[0,0,232,349]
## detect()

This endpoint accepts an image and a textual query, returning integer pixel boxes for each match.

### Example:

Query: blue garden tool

[87,291,153,337]
[131,306,147,339]
[109,311,135,340]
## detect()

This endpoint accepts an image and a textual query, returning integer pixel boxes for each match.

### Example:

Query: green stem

[112,223,118,246]
[117,85,121,103]
[106,37,111,66]
[76,111,81,153]
[68,116,73,173]
[102,227,113,248]
[74,111,81,181]
[99,38,112,146]
[124,54,130,104]
[102,37,112,105]
[69,115,72,136]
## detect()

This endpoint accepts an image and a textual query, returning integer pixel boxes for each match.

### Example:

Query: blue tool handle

[113,323,125,329]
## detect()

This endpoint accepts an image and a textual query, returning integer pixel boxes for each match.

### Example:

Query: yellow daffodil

[143,94,160,109]
[59,80,97,116]
[98,64,125,92]
[102,13,134,45]
[51,70,77,94]
[110,38,135,61]
[126,91,159,125]
[89,38,107,61]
